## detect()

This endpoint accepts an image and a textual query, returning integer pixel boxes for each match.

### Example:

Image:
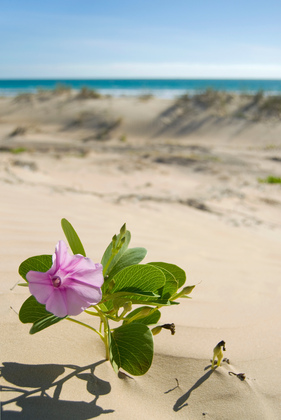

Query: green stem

[124,306,160,324]
[66,318,104,340]
[115,308,127,321]
[94,305,111,360]
[103,229,125,276]
[102,251,117,276]
[84,310,100,317]
[103,317,110,361]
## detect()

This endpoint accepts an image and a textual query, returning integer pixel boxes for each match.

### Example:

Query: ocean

[1,79,281,98]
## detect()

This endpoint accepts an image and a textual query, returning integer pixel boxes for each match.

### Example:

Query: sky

[1,0,281,79]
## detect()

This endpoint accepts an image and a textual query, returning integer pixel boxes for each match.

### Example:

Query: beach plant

[138,93,154,101]
[259,95,281,117]
[211,340,226,369]
[9,126,28,137]
[253,90,264,104]
[53,83,72,95]
[17,219,194,376]
[9,147,27,154]
[258,175,281,184]
[76,86,101,99]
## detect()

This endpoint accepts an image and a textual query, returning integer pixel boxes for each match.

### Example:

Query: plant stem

[102,251,117,276]
[66,317,104,340]
[103,317,110,361]
[115,308,127,321]
[84,310,100,317]
[94,305,111,360]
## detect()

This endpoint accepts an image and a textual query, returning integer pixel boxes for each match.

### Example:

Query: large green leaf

[123,306,161,326]
[19,295,49,323]
[149,263,178,299]
[107,247,147,280]
[30,315,65,334]
[19,255,53,282]
[19,295,65,334]
[109,323,154,375]
[149,262,186,289]
[101,265,167,311]
[101,230,131,277]
[61,218,86,256]
[109,290,159,300]
[111,264,166,294]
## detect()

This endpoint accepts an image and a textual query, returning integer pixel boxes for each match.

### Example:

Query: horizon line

[1,77,281,81]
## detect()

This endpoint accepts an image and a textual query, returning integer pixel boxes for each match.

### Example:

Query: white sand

[1,93,281,419]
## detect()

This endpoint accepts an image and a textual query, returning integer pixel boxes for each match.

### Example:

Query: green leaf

[61,218,86,257]
[19,295,65,334]
[131,298,179,306]
[106,247,147,280]
[101,230,131,277]
[114,297,178,308]
[109,323,154,376]
[30,315,65,334]
[104,265,166,310]
[149,264,178,299]
[109,290,160,299]
[19,255,53,282]
[108,291,159,312]
[111,264,166,295]
[149,262,186,289]
[181,285,195,296]
[19,295,49,323]
[102,265,171,312]
[123,306,161,326]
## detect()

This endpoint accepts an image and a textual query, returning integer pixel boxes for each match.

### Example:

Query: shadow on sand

[0,360,114,419]
[173,366,214,412]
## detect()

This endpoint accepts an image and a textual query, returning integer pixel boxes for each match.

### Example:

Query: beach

[1,90,281,419]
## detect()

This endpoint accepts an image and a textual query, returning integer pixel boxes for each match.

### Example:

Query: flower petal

[67,261,104,287]
[26,270,51,285]
[29,283,54,305]
[64,288,94,315]
[66,280,103,304]
[27,240,103,317]
[53,240,74,271]
[27,271,53,304]
[45,289,68,318]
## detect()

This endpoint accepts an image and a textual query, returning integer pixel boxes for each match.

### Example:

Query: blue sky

[1,0,281,78]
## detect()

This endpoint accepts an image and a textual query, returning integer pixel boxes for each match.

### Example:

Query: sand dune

[1,93,281,419]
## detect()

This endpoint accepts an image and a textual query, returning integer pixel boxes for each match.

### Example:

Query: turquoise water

[1,79,281,98]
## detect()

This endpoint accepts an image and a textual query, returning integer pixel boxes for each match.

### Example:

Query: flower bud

[116,236,126,251]
[112,234,117,249]
[211,340,226,369]
[151,326,162,335]
[170,285,195,301]
[151,323,176,336]
[161,323,176,335]
[137,307,152,317]
[107,279,115,292]
[181,285,195,295]
[120,223,126,238]
[123,301,132,312]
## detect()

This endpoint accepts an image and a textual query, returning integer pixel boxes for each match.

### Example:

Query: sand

[1,91,281,419]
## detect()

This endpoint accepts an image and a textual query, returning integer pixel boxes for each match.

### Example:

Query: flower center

[52,276,61,288]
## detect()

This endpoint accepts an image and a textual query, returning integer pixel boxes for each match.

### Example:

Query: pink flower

[26,240,103,317]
